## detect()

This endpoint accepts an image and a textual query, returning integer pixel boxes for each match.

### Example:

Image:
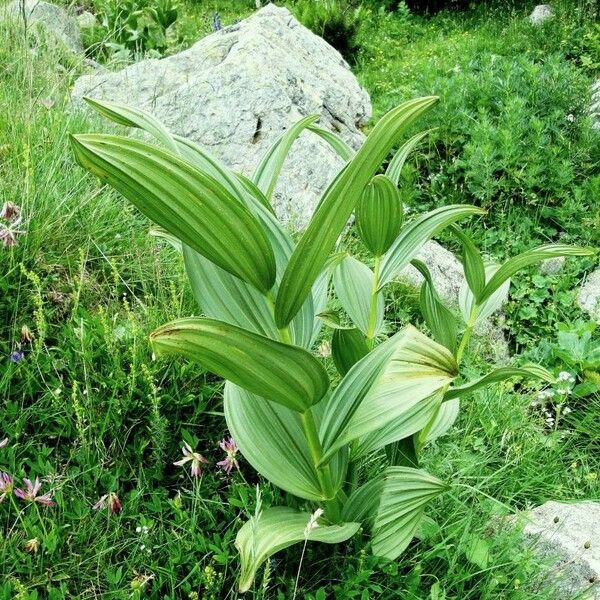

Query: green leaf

[356,175,403,257]
[317,310,353,330]
[183,246,279,340]
[83,96,180,155]
[151,317,329,412]
[224,384,321,500]
[331,328,370,377]
[450,225,486,303]
[378,205,485,290]
[385,129,433,186]
[459,262,509,326]
[342,478,384,523]
[479,244,595,304]
[444,364,555,400]
[320,325,458,463]
[355,392,442,460]
[236,506,360,592]
[307,124,354,161]
[333,255,384,336]
[275,96,440,328]
[371,467,449,560]
[418,398,460,445]
[412,259,458,353]
[71,134,277,293]
[465,535,491,569]
[149,226,182,252]
[252,115,320,200]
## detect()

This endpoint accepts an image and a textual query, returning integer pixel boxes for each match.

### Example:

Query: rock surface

[529,5,554,25]
[521,501,600,599]
[401,241,464,304]
[578,269,600,322]
[541,256,566,275]
[77,10,96,29]
[71,4,370,228]
[590,79,600,131]
[5,0,83,52]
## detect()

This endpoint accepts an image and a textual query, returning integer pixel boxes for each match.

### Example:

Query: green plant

[92,0,178,59]
[293,0,364,62]
[70,96,593,592]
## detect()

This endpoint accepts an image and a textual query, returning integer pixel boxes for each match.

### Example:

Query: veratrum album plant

[71,97,593,592]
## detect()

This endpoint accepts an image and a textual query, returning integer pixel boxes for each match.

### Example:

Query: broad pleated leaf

[84,97,257,215]
[149,226,182,252]
[412,259,458,353]
[372,467,449,560]
[444,364,555,400]
[319,326,458,463]
[419,398,460,444]
[333,256,384,336]
[224,384,322,500]
[252,115,320,200]
[450,225,486,303]
[356,175,403,257]
[459,262,509,326]
[342,478,384,523]
[377,205,484,290]
[183,246,279,339]
[479,244,594,304]
[275,96,440,328]
[236,507,360,592]
[355,392,442,460]
[151,318,329,412]
[332,328,370,377]
[71,134,277,293]
[307,124,354,160]
[83,96,180,155]
[385,129,433,186]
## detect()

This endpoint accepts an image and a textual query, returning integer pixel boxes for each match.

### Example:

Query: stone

[541,256,566,275]
[5,0,83,52]
[590,79,600,131]
[529,5,554,25]
[71,4,371,228]
[400,240,464,305]
[520,501,600,599]
[578,269,600,322]
[77,10,96,29]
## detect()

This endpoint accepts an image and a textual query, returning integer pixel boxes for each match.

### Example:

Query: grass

[1,1,599,598]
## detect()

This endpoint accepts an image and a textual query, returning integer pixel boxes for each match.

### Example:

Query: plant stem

[366,255,382,349]
[456,308,477,363]
[266,291,338,515]
[300,411,335,501]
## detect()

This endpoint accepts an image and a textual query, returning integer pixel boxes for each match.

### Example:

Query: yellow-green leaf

[150,318,329,412]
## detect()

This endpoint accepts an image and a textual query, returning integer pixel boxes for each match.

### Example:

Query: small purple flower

[14,477,55,507]
[10,350,24,363]
[0,202,20,222]
[93,492,122,513]
[0,226,24,248]
[174,442,208,478]
[0,472,14,502]
[21,325,33,344]
[217,437,239,474]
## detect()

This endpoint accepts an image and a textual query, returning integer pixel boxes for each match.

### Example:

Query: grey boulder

[578,269,600,322]
[521,501,600,599]
[529,5,554,25]
[71,4,371,228]
[5,0,83,52]
[590,79,600,131]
